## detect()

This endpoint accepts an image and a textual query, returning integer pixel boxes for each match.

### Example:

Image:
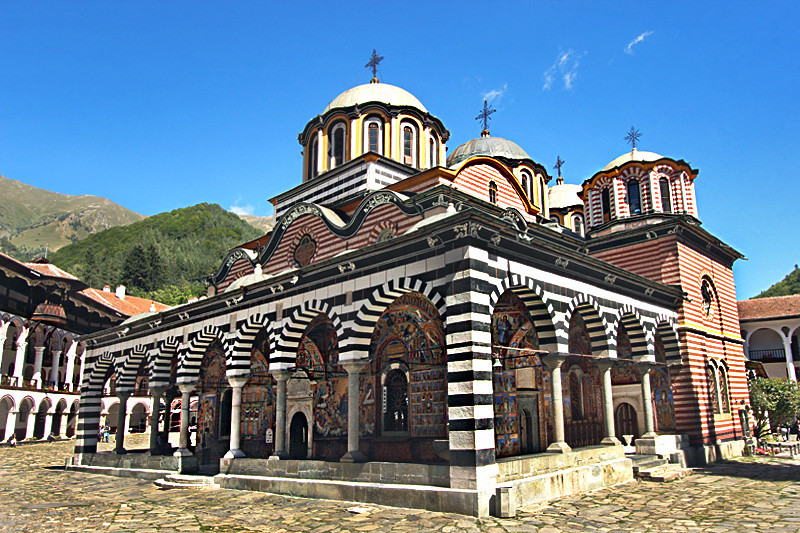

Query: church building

[71,60,748,517]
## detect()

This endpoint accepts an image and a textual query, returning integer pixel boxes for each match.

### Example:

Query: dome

[603,149,663,171]
[447,135,532,168]
[31,301,67,327]
[549,183,583,209]
[323,82,427,113]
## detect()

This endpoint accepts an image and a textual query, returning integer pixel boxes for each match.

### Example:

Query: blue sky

[1,2,798,299]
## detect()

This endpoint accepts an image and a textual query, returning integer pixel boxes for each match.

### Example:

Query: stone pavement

[1,436,800,532]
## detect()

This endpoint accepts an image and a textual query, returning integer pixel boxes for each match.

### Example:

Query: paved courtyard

[1,436,800,532]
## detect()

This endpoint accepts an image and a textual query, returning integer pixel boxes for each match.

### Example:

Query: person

[103,426,110,443]
[8,434,16,447]
[47,433,55,443]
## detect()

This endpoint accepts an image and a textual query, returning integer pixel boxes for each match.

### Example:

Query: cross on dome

[624,126,642,151]
[365,49,384,83]
[554,155,565,185]
[476,99,496,137]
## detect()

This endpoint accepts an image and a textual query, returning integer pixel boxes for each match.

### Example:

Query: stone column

[12,329,28,386]
[544,354,571,453]
[163,391,178,448]
[31,347,45,387]
[269,370,290,460]
[49,350,62,388]
[783,337,797,382]
[42,412,54,439]
[149,387,166,454]
[224,377,248,459]
[115,392,131,454]
[340,360,368,463]
[59,412,69,437]
[174,384,195,457]
[597,360,620,445]
[4,410,17,441]
[77,354,86,391]
[63,345,77,391]
[638,365,657,437]
[24,411,36,439]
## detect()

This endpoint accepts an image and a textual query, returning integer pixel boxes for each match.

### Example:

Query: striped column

[445,252,497,515]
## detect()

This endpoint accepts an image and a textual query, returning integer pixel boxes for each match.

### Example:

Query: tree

[749,378,800,438]
[121,244,149,291]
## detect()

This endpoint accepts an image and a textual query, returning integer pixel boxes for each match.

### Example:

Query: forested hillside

[756,266,800,298]
[50,203,264,305]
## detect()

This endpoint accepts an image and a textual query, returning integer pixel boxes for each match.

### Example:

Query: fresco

[568,313,592,355]
[651,367,676,431]
[617,324,633,358]
[197,340,226,461]
[242,332,276,456]
[409,369,447,437]
[493,369,519,457]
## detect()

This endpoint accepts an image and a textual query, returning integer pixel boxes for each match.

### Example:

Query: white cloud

[625,31,654,54]
[230,204,254,216]
[543,50,585,91]
[482,83,508,103]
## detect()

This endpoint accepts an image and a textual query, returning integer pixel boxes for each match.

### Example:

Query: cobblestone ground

[1,435,800,532]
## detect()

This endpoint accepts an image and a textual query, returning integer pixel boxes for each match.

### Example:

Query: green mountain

[0,175,145,260]
[756,266,800,298]
[49,203,264,305]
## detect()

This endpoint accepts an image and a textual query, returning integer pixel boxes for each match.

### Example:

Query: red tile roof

[738,295,800,321]
[80,287,170,316]
[25,261,80,280]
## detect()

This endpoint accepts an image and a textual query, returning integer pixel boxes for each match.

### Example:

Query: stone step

[154,474,218,489]
[632,458,668,474]
[637,463,691,483]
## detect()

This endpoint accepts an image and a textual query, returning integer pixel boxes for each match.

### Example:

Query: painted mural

[568,313,592,355]
[241,329,276,457]
[197,340,227,462]
[371,292,446,438]
[651,367,676,432]
[493,369,519,457]
[617,324,633,358]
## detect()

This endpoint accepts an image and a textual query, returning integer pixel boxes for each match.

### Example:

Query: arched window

[429,133,439,167]
[573,214,584,236]
[363,117,383,155]
[402,122,418,167]
[627,179,641,215]
[601,188,612,223]
[719,364,731,413]
[659,177,672,213]
[569,369,584,420]
[520,171,530,198]
[489,181,498,204]
[701,278,715,318]
[329,122,347,169]
[308,136,319,180]
[550,215,561,224]
[707,363,721,414]
[383,369,408,433]
[539,176,546,209]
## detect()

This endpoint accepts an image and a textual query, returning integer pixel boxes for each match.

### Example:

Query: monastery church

[71,59,748,517]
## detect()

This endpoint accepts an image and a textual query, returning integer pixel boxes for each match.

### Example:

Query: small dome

[31,301,67,327]
[603,149,663,171]
[447,136,532,168]
[549,183,583,209]
[323,82,427,113]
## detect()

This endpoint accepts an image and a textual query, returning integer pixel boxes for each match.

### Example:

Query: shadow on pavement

[693,459,800,482]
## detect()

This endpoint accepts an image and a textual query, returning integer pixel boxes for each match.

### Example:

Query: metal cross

[554,156,565,177]
[476,99,496,132]
[365,49,384,79]
[624,126,642,150]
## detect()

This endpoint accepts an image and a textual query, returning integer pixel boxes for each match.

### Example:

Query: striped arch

[613,306,652,360]
[273,299,343,370]
[348,278,445,360]
[655,318,681,364]
[149,337,179,389]
[230,314,275,378]
[75,350,115,454]
[489,274,559,353]
[116,345,149,393]
[176,325,227,385]
[562,294,612,357]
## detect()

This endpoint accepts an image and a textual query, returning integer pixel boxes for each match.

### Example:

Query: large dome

[447,136,532,168]
[549,183,583,209]
[323,82,427,113]
[603,149,663,171]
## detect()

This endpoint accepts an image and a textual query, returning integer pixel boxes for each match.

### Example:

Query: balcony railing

[748,348,786,362]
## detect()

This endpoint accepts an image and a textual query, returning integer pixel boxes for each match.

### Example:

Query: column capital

[116,390,132,401]
[227,376,248,389]
[340,359,368,375]
[178,383,196,394]
[543,353,568,370]
[149,386,168,397]
[635,361,657,376]
[270,369,291,382]
[595,358,615,371]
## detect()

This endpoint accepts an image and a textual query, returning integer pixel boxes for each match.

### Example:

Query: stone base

[601,436,622,446]
[224,449,246,459]
[635,434,687,457]
[546,441,572,454]
[268,451,289,460]
[695,439,745,465]
[175,454,198,474]
[339,451,367,463]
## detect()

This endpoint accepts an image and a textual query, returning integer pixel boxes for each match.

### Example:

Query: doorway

[289,412,308,459]
[615,402,639,439]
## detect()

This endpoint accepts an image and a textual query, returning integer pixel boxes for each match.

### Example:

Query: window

[601,188,611,223]
[539,176,546,208]
[329,122,346,169]
[627,179,641,215]
[308,137,318,179]
[701,279,714,317]
[573,215,584,236]
[520,171,530,199]
[363,117,383,155]
[429,134,439,167]
[401,122,418,167]
[719,364,731,413]
[383,369,408,433]
[660,178,672,213]
[489,181,498,204]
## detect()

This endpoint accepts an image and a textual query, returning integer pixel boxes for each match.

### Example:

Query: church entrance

[289,412,308,459]
[615,402,639,439]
